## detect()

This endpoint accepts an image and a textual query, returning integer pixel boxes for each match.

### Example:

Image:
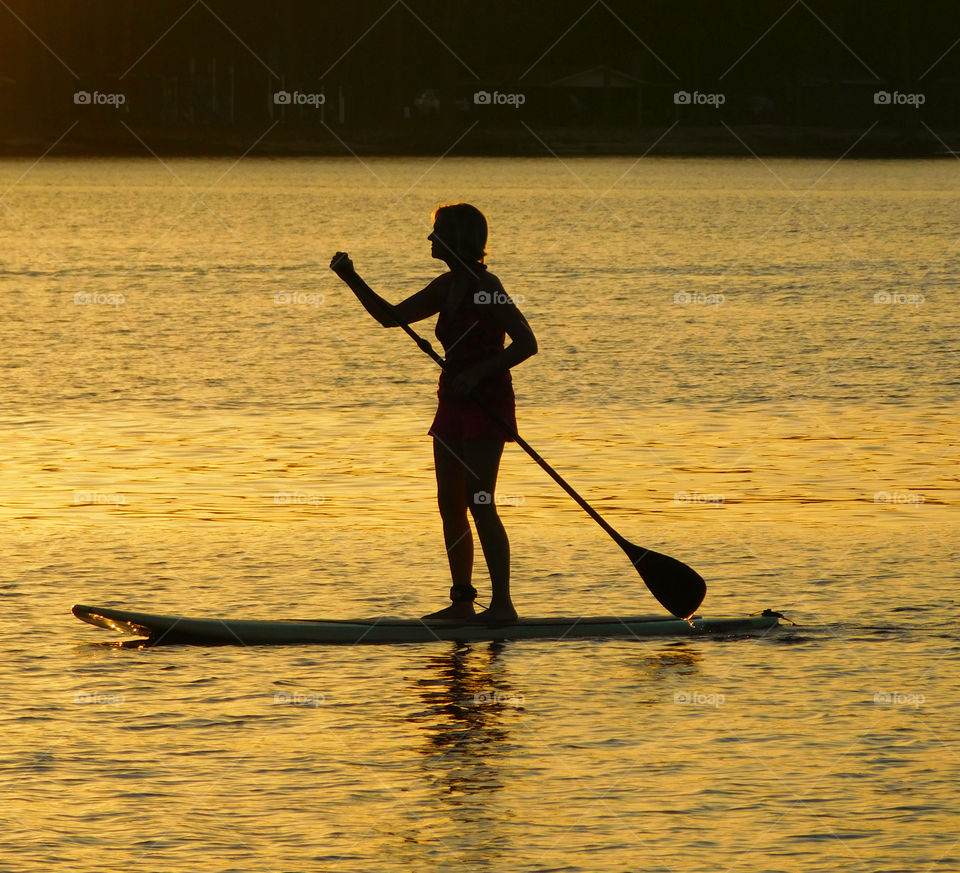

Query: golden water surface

[1,157,957,872]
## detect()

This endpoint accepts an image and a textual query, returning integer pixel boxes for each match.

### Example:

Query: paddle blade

[623,544,707,619]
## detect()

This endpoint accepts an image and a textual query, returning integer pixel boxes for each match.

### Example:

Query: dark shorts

[428,387,517,443]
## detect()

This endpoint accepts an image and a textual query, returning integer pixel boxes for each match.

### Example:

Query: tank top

[434,270,513,401]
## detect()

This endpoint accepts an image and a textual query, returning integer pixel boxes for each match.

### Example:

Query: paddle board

[72,604,781,646]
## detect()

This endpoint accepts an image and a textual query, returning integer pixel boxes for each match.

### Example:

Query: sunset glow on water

[2,156,958,872]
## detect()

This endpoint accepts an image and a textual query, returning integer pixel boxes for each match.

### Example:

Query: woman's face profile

[428,219,452,260]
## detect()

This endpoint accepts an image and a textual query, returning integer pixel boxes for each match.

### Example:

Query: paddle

[331,257,707,619]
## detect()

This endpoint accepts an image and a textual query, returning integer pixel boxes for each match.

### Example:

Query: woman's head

[429,203,487,269]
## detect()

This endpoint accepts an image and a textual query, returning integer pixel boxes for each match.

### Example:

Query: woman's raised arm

[330,252,443,327]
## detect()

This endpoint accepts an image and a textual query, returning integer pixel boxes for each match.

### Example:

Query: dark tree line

[0,0,957,153]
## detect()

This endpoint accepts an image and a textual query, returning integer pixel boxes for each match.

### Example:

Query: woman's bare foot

[471,604,518,624]
[421,601,476,621]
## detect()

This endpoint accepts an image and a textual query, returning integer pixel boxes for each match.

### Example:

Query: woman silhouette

[331,204,538,622]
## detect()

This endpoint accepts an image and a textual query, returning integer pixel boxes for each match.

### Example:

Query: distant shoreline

[0,124,953,159]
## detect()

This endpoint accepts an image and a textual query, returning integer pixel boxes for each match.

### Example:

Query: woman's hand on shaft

[450,365,484,396]
[330,252,355,278]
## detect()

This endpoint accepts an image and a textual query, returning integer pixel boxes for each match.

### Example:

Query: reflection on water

[414,643,517,783]
[402,639,708,868]
[412,644,516,864]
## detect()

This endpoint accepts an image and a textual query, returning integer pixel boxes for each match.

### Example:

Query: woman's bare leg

[422,437,477,620]
[463,438,517,622]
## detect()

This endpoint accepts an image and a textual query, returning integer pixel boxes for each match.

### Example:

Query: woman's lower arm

[339,271,397,327]
[479,338,538,379]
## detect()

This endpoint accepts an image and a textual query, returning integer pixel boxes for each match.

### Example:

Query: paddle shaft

[369,282,631,551]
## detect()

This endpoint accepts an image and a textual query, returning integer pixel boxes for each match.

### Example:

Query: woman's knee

[437,488,467,521]
[468,498,500,525]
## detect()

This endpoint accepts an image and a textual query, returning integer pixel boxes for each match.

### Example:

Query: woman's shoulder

[477,269,504,291]
[423,270,454,295]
